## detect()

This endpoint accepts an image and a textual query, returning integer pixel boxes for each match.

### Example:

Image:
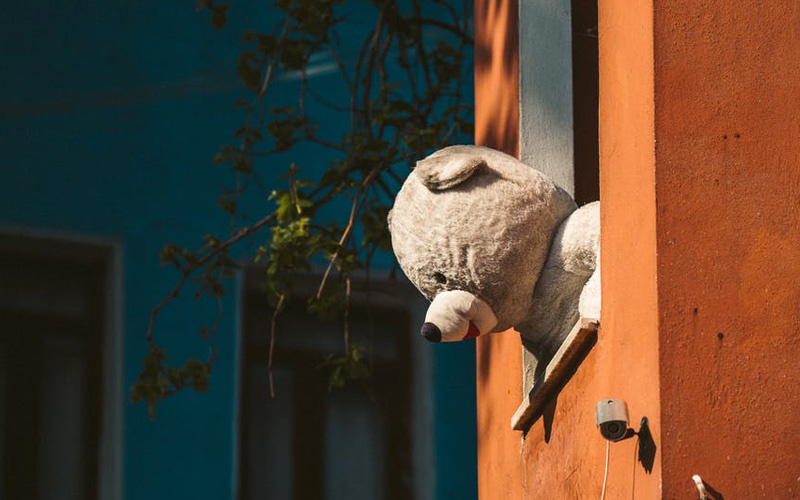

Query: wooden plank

[511,317,599,431]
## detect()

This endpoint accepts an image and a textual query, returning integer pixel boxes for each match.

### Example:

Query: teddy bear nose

[420,322,442,343]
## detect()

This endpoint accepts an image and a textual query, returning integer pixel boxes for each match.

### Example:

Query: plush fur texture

[521,201,600,356]
[389,145,601,347]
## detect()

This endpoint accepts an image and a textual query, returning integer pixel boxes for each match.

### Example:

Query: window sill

[511,317,599,431]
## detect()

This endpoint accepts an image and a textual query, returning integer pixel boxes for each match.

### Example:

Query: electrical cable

[600,439,610,500]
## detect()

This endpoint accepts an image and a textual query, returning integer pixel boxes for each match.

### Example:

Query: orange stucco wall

[475,0,662,498]
[477,0,800,498]
[654,1,800,497]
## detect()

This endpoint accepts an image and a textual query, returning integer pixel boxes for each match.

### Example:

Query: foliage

[319,344,371,391]
[132,0,472,416]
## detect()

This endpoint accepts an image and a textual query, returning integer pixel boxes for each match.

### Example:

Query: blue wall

[0,2,476,498]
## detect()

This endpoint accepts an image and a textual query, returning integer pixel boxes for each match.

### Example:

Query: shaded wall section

[653,1,800,497]
[473,0,523,499]
[474,0,519,155]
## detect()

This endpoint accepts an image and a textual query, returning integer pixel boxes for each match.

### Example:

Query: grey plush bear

[388,145,599,359]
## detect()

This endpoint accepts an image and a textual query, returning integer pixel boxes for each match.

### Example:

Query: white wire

[600,439,610,500]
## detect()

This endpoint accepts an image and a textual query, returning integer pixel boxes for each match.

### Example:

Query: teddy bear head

[388,145,576,342]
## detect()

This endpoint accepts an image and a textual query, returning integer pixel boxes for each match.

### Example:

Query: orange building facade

[474,0,800,498]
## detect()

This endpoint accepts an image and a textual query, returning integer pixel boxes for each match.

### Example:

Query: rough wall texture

[477,0,800,498]
[654,1,800,497]
[593,0,662,496]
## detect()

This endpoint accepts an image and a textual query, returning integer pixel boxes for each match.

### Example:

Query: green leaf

[237,52,262,90]
[146,0,473,407]
[210,5,228,29]
[234,154,253,174]
[307,289,345,321]
[217,191,237,215]
[318,344,371,391]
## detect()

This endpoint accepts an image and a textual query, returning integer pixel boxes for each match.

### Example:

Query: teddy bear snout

[423,290,499,342]
[420,322,442,343]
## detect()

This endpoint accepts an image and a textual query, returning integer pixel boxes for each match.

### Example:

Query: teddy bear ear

[414,152,487,191]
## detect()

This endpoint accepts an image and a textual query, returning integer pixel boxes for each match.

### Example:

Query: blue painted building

[0,1,476,499]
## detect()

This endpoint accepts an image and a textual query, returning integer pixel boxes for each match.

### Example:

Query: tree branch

[417,17,473,44]
[315,165,381,299]
[268,293,285,399]
[145,211,278,349]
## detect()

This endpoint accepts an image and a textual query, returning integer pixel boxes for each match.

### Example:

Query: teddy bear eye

[433,272,447,284]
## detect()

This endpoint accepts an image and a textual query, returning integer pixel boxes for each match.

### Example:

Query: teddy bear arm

[578,265,601,320]
[518,202,601,350]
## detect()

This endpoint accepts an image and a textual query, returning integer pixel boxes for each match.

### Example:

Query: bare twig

[315,166,381,299]
[259,21,290,98]
[361,8,386,132]
[206,296,224,364]
[140,0,473,407]
[343,276,351,354]
[268,293,286,399]
[241,149,284,157]
[409,0,433,89]
[307,87,359,113]
[255,19,292,129]
[316,192,360,300]
[298,67,308,115]
[374,175,396,199]
[303,135,347,151]
[328,30,354,93]
[432,0,459,25]
[384,165,404,186]
[145,211,278,349]
[417,17,474,44]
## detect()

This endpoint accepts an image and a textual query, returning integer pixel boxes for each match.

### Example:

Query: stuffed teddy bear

[388,145,599,359]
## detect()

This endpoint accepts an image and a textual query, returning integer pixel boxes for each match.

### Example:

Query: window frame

[515,0,600,430]
[0,228,123,499]
[235,269,430,500]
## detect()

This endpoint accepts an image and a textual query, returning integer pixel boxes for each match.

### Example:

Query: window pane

[244,299,402,362]
[241,282,413,500]
[0,345,6,496]
[0,261,91,319]
[324,389,386,500]
[245,366,295,500]
[37,334,86,500]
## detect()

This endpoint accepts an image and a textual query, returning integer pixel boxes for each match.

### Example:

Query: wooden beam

[510,317,599,431]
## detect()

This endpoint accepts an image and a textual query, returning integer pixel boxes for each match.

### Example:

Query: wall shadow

[636,416,656,474]
[519,330,597,437]
[474,0,519,156]
[703,480,726,500]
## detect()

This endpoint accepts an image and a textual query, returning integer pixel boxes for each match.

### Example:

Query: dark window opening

[0,239,108,499]
[571,0,600,205]
[238,283,414,500]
